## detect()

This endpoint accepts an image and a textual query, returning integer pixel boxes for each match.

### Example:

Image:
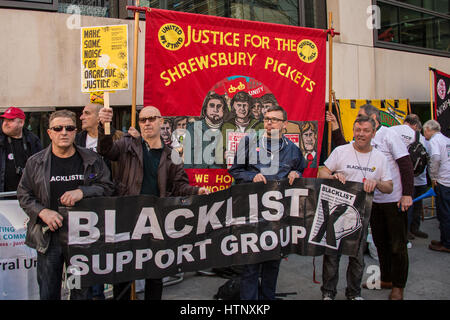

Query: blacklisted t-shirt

[50,151,84,211]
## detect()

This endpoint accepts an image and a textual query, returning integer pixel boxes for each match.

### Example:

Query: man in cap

[1,106,42,193]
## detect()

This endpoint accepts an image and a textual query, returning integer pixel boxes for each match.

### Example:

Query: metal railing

[0,191,17,198]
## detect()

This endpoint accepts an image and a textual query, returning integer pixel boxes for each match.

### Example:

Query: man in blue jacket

[229,105,306,300]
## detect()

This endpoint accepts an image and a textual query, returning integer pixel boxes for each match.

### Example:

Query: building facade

[0,0,448,145]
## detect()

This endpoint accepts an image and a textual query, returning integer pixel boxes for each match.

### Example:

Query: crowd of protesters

[1,99,448,301]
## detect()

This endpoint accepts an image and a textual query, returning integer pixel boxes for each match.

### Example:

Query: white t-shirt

[372,126,410,203]
[324,143,392,184]
[389,124,429,186]
[85,134,98,153]
[429,132,450,187]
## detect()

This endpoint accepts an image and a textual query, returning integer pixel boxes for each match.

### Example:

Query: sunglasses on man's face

[139,116,161,123]
[50,125,76,132]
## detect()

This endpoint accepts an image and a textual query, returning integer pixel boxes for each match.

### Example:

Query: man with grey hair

[423,120,450,253]
[17,109,114,299]
[401,114,430,239]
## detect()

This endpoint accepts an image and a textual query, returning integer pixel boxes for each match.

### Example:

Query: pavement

[154,200,450,301]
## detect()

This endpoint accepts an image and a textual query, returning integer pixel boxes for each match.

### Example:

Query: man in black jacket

[0,106,42,192]
[17,110,114,300]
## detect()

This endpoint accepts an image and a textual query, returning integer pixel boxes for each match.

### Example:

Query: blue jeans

[435,183,450,249]
[91,284,105,299]
[407,185,428,231]
[37,233,91,300]
[321,225,367,299]
[240,259,281,300]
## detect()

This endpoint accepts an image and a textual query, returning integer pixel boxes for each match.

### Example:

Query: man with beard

[184,92,230,168]
[160,118,173,147]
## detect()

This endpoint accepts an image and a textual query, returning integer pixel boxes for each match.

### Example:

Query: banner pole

[327,12,334,156]
[429,65,434,120]
[104,92,111,135]
[428,66,436,217]
[131,0,141,129]
[129,0,140,299]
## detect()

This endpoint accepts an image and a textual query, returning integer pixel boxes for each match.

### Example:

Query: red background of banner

[144,8,327,178]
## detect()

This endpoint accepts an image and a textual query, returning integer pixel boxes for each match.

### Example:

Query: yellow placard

[337,99,409,142]
[81,25,129,93]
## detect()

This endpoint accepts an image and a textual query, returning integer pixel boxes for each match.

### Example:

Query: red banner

[433,69,450,138]
[144,8,327,180]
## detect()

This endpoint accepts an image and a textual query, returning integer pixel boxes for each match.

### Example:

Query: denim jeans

[91,283,105,299]
[407,185,428,231]
[240,259,281,300]
[37,233,91,300]
[370,202,409,288]
[435,183,450,249]
[321,227,367,299]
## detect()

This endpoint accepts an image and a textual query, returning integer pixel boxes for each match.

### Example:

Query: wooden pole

[129,0,140,300]
[131,0,140,129]
[104,92,111,135]
[327,12,334,156]
[428,66,436,217]
[429,65,434,120]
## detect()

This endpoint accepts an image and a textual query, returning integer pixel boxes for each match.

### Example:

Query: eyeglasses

[139,116,161,123]
[263,117,285,123]
[50,125,76,132]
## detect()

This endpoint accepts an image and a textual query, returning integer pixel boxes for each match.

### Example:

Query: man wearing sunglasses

[229,105,306,300]
[17,110,114,300]
[98,105,209,300]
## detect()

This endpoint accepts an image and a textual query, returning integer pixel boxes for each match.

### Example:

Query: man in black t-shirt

[17,110,113,300]
[0,106,42,193]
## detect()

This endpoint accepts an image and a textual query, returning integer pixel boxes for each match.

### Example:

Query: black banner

[434,69,450,138]
[59,178,372,287]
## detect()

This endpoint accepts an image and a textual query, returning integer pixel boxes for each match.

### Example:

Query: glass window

[376,0,449,56]
[58,0,113,17]
[0,0,57,10]
[136,0,326,28]
[230,0,298,26]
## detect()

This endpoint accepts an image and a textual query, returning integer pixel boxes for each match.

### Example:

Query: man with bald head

[98,106,208,300]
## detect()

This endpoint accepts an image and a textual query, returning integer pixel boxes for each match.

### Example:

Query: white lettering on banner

[261,191,284,221]
[106,209,130,242]
[66,226,306,276]
[285,188,309,217]
[131,207,163,241]
[92,254,113,274]
[165,209,194,238]
[116,251,133,272]
[196,201,225,234]
[67,188,309,245]
[68,211,100,245]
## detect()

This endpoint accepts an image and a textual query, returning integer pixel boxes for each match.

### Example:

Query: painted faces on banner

[144,9,327,186]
